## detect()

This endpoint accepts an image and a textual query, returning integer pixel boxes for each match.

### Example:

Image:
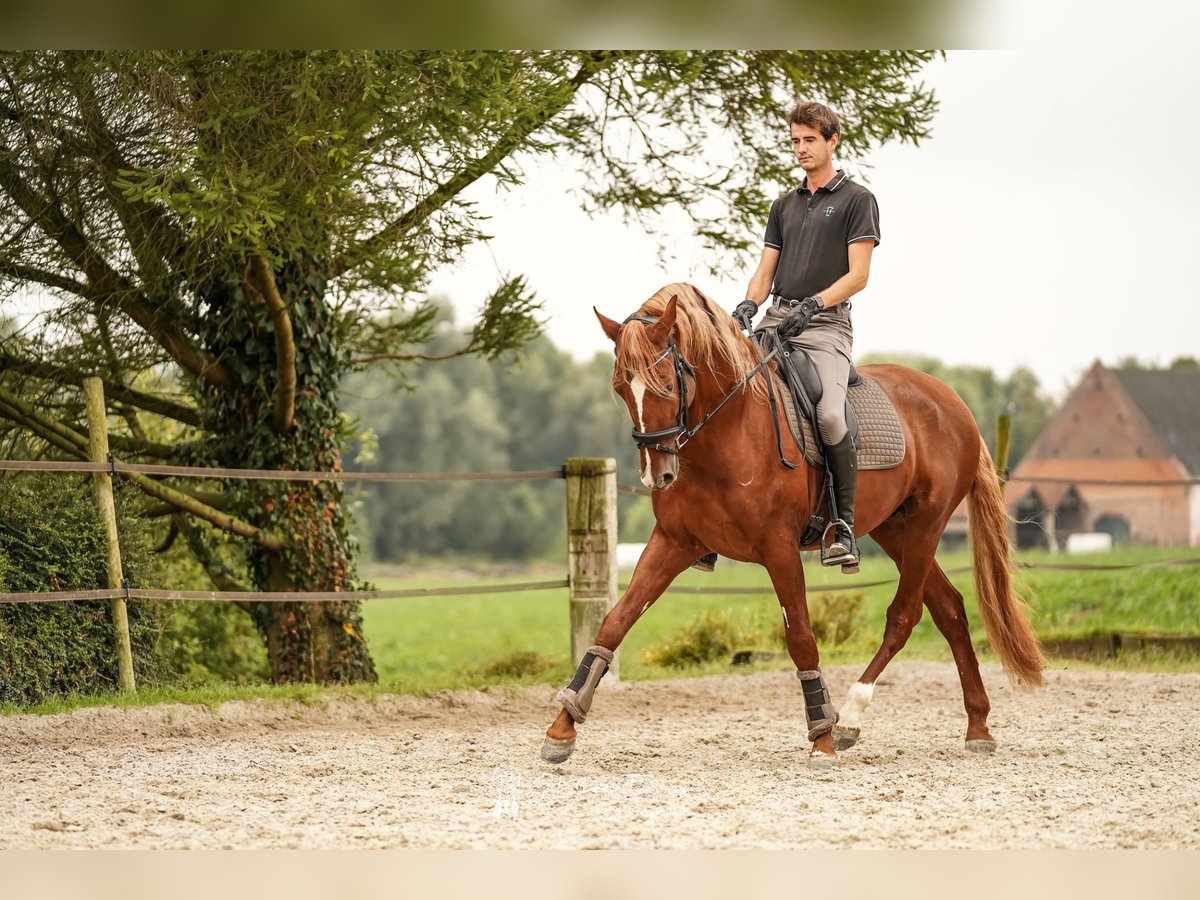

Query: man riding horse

[731,100,879,572]
[541,104,1042,770]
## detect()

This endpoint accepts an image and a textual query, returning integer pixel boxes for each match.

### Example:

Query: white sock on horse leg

[837,681,875,730]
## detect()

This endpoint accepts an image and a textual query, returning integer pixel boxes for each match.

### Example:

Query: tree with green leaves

[0,50,939,683]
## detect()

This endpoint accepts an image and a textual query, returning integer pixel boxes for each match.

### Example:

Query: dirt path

[2,660,1197,849]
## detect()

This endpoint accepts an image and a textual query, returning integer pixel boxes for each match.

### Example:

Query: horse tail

[967,441,1045,687]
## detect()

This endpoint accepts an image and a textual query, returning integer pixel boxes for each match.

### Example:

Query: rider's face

[791,123,837,172]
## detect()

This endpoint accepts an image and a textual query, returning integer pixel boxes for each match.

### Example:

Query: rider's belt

[772,294,851,312]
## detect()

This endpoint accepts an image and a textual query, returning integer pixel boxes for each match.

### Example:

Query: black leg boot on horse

[821,433,860,573]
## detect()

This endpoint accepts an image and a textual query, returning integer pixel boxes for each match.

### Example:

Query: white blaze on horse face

[837,681,875,730]
[631,376,654,488]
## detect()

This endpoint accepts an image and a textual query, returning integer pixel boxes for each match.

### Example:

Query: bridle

[623,313,697,455]
[621,313,796,468]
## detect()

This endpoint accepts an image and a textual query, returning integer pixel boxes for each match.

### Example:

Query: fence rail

[7,553,1200,606]
[0,458,565,483]
[622,475,1200,495]
[0,579,571,605]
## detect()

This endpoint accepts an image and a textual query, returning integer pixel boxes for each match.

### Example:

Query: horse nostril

[660,472,675,488]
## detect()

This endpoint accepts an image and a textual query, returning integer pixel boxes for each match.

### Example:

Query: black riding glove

[731,300,759,331]
[776,297,823,340]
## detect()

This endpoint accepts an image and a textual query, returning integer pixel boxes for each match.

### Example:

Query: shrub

[802,592,867,646]
[144,524,270,685]
[157,600,270,685]
[0,474,170,706]
[642,610,741,668]
[479,649,556,679]
[644,592,868,670]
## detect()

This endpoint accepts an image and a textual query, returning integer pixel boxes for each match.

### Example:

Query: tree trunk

[199,261,377,684]
[252,545,376,684]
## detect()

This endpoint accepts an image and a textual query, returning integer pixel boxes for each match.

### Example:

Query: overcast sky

[428,41,1200,400]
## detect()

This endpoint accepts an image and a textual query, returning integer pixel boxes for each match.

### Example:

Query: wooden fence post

[995,412,1013,491]
[83,377,137,694]
[564,457,619,680]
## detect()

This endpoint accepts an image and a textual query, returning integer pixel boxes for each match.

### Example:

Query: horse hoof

[965,739,997,754]
[832,725,860,751]
[807,750,837,771]
[540,736,576,764]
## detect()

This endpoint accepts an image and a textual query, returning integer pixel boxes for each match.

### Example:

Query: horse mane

[614,282,769,400]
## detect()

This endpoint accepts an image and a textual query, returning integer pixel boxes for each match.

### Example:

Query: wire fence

[622,475,1200,493]
[0,456,572,605]
[3,456,1199,607]
[0,458,563,483]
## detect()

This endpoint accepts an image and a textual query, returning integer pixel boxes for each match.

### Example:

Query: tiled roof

[1112,368,1200,476]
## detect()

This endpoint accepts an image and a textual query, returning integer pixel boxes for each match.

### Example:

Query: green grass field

[360,545,1200,693]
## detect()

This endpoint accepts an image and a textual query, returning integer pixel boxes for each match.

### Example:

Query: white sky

[429,40,1200,400]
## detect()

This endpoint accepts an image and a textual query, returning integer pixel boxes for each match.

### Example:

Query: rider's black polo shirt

[764,170,880,301]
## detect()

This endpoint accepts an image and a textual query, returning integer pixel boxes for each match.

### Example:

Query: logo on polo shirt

[824,206,836,216]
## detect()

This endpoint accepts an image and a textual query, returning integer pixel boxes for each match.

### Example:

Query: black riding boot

[821,433,860,572]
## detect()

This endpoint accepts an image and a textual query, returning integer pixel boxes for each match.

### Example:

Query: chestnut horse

[542,283,1043,769]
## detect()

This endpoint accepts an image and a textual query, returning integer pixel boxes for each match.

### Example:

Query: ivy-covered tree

[0,50,939,683]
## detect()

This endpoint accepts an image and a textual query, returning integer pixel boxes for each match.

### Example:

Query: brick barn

[1004,361,1200,549]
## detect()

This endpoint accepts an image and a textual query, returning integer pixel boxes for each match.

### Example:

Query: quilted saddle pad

[773,370,906,470]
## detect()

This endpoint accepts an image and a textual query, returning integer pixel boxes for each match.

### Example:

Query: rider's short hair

[789,101,841,141]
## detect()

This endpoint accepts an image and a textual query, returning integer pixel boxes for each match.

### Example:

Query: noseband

[623,313,696,455]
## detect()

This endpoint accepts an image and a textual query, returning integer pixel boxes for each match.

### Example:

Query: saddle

[769,338,906,471]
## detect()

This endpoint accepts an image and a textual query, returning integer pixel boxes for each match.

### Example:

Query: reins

[751,329,800,469]
[621,313,798,468]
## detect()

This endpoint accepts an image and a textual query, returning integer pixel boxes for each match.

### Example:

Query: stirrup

[820,520,859,573]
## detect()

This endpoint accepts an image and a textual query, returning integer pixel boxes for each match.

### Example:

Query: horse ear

[647,294,678,342]
[594,307,623,343]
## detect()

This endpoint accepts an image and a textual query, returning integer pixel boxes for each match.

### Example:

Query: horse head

[595,294,696,490]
